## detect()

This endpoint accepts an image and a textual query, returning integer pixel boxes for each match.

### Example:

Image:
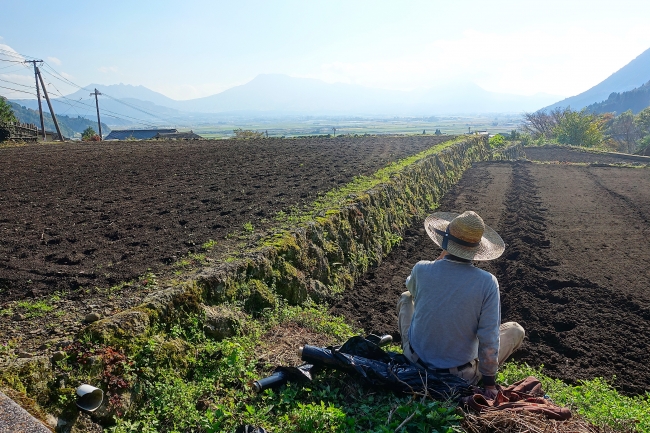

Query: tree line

[586,80,650,115]
[521,107,650,154]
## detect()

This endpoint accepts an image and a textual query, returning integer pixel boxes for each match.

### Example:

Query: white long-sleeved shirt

[405,257,501,377]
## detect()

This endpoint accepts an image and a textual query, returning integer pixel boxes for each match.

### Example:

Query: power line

[2,48,166,130]
[100,92,179,125]
[0,77,33,88]
[46,90,160,128]
[0,47,37,60]
[0,64,30,72]
[39,66,165,126]
[40,63,88,91]
[40,62,186,124]
[0,84,35,95]
[35,65,163,127]
[39,74,85,118]
[4,50,180,129]
[50,93,160,127]
[41,64,182,126]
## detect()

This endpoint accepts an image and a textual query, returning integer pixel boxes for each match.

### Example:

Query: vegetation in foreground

[39,300,649,433]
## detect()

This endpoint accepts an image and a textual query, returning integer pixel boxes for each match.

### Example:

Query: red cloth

[464,376,572,421]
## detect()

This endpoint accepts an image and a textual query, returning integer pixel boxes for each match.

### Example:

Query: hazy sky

[1,0,650,101]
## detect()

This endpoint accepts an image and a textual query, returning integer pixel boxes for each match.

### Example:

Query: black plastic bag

[254,335,472,400]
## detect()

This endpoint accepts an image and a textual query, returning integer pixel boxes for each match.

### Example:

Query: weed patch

[15,300,54,318]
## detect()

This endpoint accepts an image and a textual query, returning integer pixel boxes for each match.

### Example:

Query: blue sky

[1,0,650,100]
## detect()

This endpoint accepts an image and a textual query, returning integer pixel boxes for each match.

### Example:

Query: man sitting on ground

[397,210,525,397]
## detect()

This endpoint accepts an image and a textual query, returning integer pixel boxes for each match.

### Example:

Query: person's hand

[480,386,499,400]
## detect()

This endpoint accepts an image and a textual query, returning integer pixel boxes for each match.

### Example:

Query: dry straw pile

[461,410,629,433]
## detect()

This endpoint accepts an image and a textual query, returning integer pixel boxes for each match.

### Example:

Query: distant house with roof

[104,128,178,141]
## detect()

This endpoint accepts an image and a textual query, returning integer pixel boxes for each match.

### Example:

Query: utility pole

[24,60,45,140]
[35,67,64,141]
[90,88,102,140]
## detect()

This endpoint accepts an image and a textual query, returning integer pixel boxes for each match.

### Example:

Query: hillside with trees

[586,81,650,115]
[8,101,110,138]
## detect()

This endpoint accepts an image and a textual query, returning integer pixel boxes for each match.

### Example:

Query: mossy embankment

[1,136,527,432]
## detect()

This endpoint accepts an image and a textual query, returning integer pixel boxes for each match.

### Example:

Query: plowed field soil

[332,149,650,395]
[0,136,450,355]
[0,136,450,303]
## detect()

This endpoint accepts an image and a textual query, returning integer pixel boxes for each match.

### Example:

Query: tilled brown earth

[524,145,650,165]
[0,136,450,356]
[332,154,650,395]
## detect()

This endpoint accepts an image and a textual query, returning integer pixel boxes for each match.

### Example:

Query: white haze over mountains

[12,42,650,127]
[543,46,650,112]
[11,74,561,126]
[168,75,562,115]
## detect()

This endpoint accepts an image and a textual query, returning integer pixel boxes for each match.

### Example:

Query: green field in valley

[187,114,523,139]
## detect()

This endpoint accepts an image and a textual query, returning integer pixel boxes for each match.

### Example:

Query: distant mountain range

[172,75,562,115]
[544,47,650,112]
[9,75,562,127]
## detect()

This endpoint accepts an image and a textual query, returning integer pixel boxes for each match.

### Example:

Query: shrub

[233,128,265,139]
[553,109,605,148]
[488,134,506,148]
[82,126,100,141]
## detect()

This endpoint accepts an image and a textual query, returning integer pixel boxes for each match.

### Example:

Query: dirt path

[524,145,650,165]
[334,154,650,395]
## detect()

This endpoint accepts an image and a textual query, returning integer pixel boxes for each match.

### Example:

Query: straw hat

[424,211,505,261]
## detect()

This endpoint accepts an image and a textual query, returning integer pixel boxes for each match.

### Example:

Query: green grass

[63,299,644,433]
[202,239,218,250]
[101,302,467,433]
[15,299,54,318]
[499,363,650,432]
